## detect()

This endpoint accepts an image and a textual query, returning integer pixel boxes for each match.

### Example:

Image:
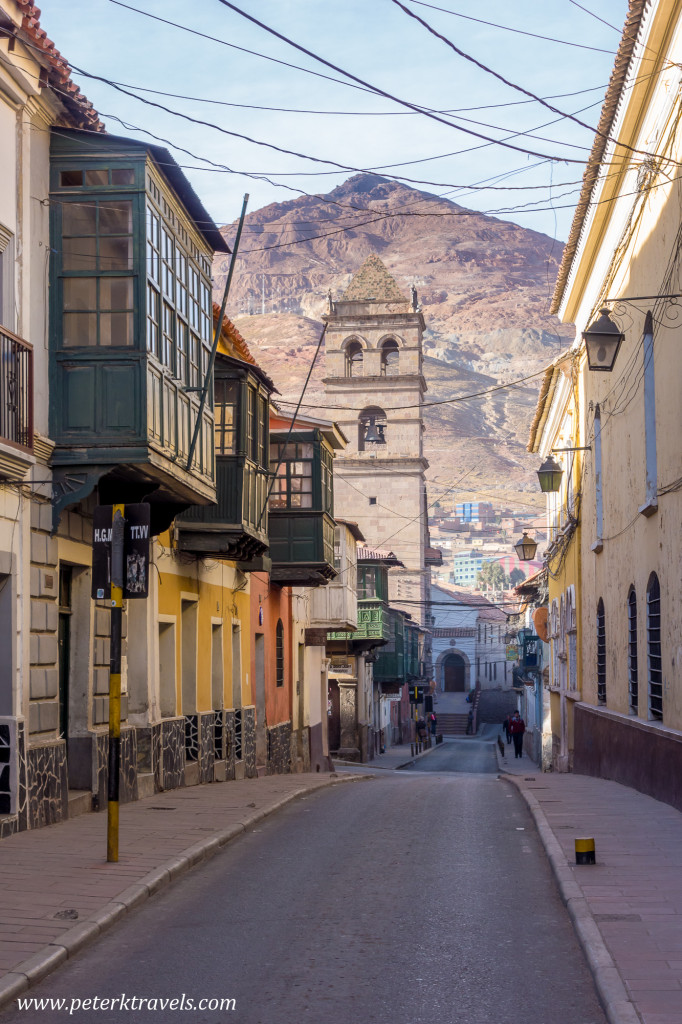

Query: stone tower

[322,255,430,626]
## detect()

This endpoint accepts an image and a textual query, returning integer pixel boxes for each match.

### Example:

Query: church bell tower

[323,255,430,625]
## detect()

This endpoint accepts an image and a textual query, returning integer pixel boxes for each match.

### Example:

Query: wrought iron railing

[0,327,33,451]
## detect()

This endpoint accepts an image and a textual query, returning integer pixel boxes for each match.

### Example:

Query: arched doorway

[443,652,466,692]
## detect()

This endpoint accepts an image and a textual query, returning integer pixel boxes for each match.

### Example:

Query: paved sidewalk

[0,771,367,1011]
[497,746,682,1024]
[334,738,441,771]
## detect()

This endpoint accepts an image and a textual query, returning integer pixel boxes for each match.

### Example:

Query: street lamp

[582,308,624,371]
[514,532,538,561]
[536,455,563,493]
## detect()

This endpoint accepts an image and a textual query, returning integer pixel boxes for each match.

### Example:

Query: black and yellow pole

[575,837,596,865]
[107,505,125,863]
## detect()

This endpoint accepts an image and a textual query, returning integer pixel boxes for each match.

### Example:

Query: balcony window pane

[62,236,96,271]
[162,302,174,368]
[188,333,200,387]
[100,313,134,347]
[60,170,83,187]
[214,381,238,455]
[84,169,108,186]
[63,278,97,310]
[110,168,134,185]
[100,236,132,271]
[63,202,97,236]
[99,201,132,234]
[176,320,188,382]
[147,285,159,355]
[63,312,97,346]
[100,277,133,310]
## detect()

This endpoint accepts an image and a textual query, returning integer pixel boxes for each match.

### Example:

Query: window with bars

[647,573,662,720]
[269,443,314,509]
[596,598,606,704]
[276,619,284,687]
[627,587,638,715]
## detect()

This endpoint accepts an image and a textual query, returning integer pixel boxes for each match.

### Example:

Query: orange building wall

[250,573,293,727]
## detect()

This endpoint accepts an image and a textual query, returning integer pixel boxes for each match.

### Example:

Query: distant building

[454,501,493,524]
[452,550,487,587]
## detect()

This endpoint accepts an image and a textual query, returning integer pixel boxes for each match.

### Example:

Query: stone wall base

[574,703,682,811]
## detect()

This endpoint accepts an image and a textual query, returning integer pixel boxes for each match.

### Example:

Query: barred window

[628,587,638,715]
[647,573,662,720]
[596,598,606,704]
[276,619,284,687]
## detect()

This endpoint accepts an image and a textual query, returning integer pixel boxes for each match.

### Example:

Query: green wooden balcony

[175,457,269,561]
[328,600,390,643]
[268,510,336,587]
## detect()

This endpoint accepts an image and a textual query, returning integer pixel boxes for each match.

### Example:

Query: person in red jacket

[509,711,526,759]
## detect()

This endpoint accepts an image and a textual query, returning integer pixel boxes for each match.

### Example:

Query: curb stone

[501,773,641,1024]
[0,774,367,1013]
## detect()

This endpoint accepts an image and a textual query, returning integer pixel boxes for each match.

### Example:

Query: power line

[407,0,617,54]
[215,0,586,164]
[391,0,678,168]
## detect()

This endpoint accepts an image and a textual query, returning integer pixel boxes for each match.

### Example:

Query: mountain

[212,173,573,509]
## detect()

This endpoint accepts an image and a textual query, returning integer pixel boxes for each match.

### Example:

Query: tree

[476,561,507,591]
[509,567,526,587]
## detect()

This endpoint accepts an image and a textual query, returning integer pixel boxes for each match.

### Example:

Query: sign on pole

[92,503,151,600]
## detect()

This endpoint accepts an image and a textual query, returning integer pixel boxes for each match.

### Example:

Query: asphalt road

[2,767,606,1024]
[402,736,499,774]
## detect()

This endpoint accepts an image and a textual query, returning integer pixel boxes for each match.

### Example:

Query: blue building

[454,501,493,524]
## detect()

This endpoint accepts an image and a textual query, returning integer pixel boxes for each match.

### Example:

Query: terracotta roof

[340,254,408,303]
[357,546,404,566]
[526,348,571,452]
[10,1,103,131]
[214,305,277,392]
[214,304,256,365]
[550,0,649,315]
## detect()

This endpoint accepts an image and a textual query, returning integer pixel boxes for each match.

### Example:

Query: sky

[42,0,631,242]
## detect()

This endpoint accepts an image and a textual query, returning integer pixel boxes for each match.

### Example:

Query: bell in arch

[364,415,386,445]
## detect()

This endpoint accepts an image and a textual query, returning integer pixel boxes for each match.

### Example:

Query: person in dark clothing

[509,711,526,758]
[503,714,512,744]
[429,712,437,736]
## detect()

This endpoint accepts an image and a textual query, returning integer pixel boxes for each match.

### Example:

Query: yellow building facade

[528,351,584,770]
[551,0,682,806]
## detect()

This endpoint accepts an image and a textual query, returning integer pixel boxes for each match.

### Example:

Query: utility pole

[107,505,124,863]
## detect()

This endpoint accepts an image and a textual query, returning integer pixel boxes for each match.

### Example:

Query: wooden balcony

[268,510,336,587]
[175,457,269,562]
[0,327,34,481]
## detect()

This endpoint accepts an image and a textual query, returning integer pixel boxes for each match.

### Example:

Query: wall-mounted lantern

[514,532,538,561]
[582,308,624,371]
[536,455,563,493]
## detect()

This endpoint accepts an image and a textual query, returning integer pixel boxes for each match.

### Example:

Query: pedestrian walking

[465,708,474,735]
[503,714,512,744]
[429,711,437,736]
[509,710,526,758]
[416,717,427,743]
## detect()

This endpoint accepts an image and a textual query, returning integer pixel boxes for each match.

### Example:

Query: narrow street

[2,759,605,1024]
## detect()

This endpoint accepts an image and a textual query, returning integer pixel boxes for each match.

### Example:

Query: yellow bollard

[575,837,596,865]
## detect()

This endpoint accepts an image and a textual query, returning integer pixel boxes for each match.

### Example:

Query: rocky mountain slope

[213,173,573,508]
